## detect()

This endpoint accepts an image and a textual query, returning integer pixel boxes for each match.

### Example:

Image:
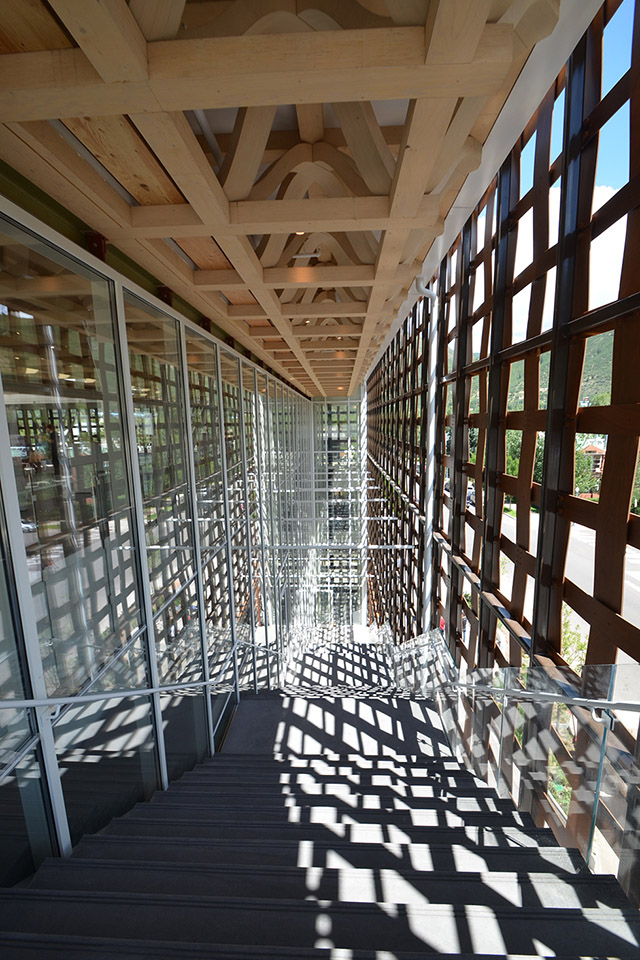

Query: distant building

[581,443,606,477]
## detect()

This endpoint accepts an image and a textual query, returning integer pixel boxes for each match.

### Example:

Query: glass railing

[403,631,640,908]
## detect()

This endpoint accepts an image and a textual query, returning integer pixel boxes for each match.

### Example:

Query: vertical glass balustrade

[0,208,329,884]
[123,294,207,778]
[1,236,143,700]
[0,220,161,869]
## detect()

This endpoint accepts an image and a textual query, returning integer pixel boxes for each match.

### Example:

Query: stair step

[103,815,555,846]
[169,779,494,798]
[30,858,624,909]
[73,833,588,874]
[163,784,505,804]
[179,768,490,787]
[3,932,592,960]
[136,799,533,827]
[203,758,479,775]
[1,889,638,955]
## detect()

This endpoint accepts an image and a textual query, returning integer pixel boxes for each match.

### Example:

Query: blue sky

[522,0,633,191]
[598,0,633,188]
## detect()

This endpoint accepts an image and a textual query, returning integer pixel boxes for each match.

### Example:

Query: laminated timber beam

[247,324,364,339]
[119,195,442,238]
[228,302,368,320]
[0,24,514,122]
[0,118,310,395]
[0,0,561,400]
[128,111,324,393]
[194,265,416,291]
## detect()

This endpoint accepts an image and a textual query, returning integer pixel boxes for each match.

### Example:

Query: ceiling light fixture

[295,231,304,236]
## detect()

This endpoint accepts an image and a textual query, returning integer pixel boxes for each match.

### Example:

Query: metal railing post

[113,283,169,790]
[215,348,241,704]
[178,324,215,755]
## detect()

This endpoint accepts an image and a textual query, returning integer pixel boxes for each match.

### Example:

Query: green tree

[505,430,521,478]
[561,603,587,673]
[632,454,640,516]
[573,447,594,495]
[533,434,545,485]
[589,390,611,407]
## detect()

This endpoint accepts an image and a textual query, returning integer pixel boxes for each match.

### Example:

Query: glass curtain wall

[313,396,367,632]
[0,208,314,884]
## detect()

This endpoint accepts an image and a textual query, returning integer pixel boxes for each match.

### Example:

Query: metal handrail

[0,668,240,711]
[445,679,640,714]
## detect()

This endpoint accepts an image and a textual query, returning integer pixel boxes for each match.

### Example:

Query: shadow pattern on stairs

[0,640,638,958]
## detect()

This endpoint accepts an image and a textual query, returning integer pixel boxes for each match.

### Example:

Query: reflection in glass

[161,690,208,781]
[0,748,54,885]
[124,297,195,614]
[185,331,225,559]
[53,636,156,845]
[220,352,251,667]
[0,225,142,699]
[0,508,33,768]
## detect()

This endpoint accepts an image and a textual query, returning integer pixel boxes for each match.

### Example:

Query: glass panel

[184,331,226,560]
[0,747,54,886]
[202,547,234,686]
[220,352,249,665]
[124,296,195,614]
[153,577,200,685]
[0,505,34,768]
[0,222,142,699]
[241,362,261,638]
[53,635,157,845]
[161,690,208,781]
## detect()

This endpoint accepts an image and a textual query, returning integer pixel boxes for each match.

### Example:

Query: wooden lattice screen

[367,303,430,644]
[368,0,640,678]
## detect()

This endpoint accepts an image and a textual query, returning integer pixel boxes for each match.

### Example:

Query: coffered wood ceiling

[0,0,560,395]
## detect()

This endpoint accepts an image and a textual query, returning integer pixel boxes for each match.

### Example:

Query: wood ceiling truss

[0,0,561,395]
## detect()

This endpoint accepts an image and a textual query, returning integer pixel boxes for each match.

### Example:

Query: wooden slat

[0,24,515,122]
[129,0,185,41]
[218,106,277,201]
[47,0,148,82]
[62,115,184,205]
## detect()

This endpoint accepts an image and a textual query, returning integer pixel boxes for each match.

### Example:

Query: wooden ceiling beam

[247,323,365,339]
[129,0,186,41]
[228,301,367,321]
[195,264,416,291]
[128,111,324,393]
[218,106,278,200]
[121,194,441,238]
[0,124,309,395]
[47,0,148,83]
[332,101,395,195]
[206,125,406,162]
[0,24,514,122]
[348,0,493,393]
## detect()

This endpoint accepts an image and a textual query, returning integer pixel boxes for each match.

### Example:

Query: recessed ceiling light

[295,231,304,236]
[304,320,310,324]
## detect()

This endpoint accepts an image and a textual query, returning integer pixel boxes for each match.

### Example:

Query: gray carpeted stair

[1,640,638,958]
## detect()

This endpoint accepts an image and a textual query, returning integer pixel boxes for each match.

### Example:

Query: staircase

[1,639,639,958]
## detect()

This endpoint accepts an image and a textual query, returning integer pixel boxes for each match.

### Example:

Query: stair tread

[103,816,552,844]
[11,672,636,958]
[0,931,622,960]
[33,858,619,908]
[3,887,638,916]
[72,833,588,871]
